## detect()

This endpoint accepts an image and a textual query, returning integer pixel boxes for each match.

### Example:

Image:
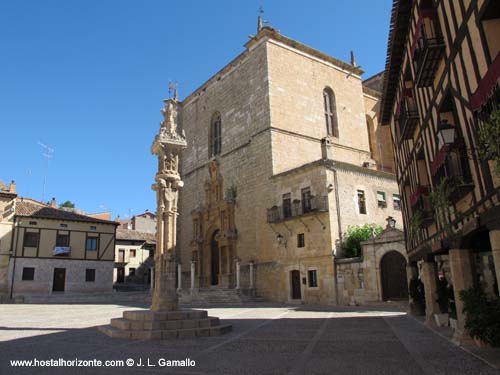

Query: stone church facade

[176,26,404,304]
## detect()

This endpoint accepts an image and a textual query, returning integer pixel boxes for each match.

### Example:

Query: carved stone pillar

[235,259,241,289]
[190,261,196,290]
[249,261,254,289]
[406,264,417,311]
[421,261,439,326]
[150,267,154,292]
[177,263,182,291]
[99,96,232,340]
[449,249,474,344]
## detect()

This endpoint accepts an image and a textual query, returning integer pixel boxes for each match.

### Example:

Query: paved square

[0,303,498,374]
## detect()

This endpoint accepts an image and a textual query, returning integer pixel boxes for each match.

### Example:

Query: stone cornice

[270,159,397,181]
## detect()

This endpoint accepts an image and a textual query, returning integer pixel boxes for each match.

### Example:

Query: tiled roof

[15,198,119,225]
[116,229,156,243]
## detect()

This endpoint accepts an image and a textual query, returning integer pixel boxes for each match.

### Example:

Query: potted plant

[434,276,450,327]
[409,277,426,316]
[460,284,500,347]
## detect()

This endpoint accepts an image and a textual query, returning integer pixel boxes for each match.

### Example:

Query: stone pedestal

[421,261,439,326]
[98,310,231,340]
[449,249,474,344]
[489,229,500,297]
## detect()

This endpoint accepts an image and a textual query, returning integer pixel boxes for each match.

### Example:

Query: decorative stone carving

[190,160,237,288]
[98,95,231,339]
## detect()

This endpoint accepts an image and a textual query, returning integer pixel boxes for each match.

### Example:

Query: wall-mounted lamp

[277,233,287,248]
[437,120,456,148]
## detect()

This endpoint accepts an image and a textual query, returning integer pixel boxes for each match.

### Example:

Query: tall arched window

[323,88,338,137]
[366,115,375,158]
[210,112,222,157]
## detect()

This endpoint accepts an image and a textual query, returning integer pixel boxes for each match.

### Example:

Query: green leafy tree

[59,200,75,209]
[478,106,500,176]
[341,223,383,258]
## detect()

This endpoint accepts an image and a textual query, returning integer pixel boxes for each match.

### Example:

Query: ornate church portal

[191,160,237,288]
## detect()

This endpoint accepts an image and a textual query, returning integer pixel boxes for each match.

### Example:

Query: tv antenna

[37,141,54,202]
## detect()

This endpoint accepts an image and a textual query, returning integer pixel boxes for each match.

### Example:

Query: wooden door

[291,270,301,299]
[117,268,125,283]
[52,268,66,292]
[381,251,408,300]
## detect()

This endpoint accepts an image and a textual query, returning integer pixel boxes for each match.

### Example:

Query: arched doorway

[210,231,220,286]
[381,251,408,300]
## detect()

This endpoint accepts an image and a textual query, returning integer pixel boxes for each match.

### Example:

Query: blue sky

[0,1,392,219]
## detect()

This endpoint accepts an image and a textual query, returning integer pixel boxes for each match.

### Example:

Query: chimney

[321,137,333,160]
[50,197,57,208]
[9,180,16,193]
[350,50,357,67]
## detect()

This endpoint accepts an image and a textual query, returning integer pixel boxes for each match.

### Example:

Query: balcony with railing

[410,185,434,227]
[267,196,329,223]
[412,10,446,87]
[431,138,474,203]
[398,98,420,139]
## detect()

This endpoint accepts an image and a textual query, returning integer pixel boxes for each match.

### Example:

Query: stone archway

[381,250,408,300]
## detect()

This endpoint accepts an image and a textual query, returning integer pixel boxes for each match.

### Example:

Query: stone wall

[9,258,113,295]
[336,228,408,305]
[176,31,403,305]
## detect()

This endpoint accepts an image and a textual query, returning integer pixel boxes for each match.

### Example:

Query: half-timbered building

[381,0,500,342]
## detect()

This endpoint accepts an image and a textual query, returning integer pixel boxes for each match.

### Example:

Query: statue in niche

[160,152,178,174]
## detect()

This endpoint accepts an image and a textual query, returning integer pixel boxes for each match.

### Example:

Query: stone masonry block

[177,329,196,339]
[181,320,197,329]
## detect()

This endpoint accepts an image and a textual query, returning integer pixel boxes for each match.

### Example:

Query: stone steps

[98,323,232,340]
[21,291,151,304]
[98,308,232,340]
[179,288,265,305]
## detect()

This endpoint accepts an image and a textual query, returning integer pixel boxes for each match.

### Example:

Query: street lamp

[437,120,456,148]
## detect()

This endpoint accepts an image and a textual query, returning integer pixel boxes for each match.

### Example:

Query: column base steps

[98,309,232,340]
[179,288,265,305]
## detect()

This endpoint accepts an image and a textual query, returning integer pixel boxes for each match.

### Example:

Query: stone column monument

[99,96,231,340]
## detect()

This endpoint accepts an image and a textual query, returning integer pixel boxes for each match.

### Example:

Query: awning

[431,145,450,175]
[53,247,71,256]
[410,185,429,206]
[471,51,500,111]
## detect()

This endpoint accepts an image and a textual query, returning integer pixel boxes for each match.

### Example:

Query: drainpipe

[332,168,342,305]
[333,168,343,243]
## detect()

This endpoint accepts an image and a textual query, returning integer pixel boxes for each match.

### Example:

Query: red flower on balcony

[410,185,429,206]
